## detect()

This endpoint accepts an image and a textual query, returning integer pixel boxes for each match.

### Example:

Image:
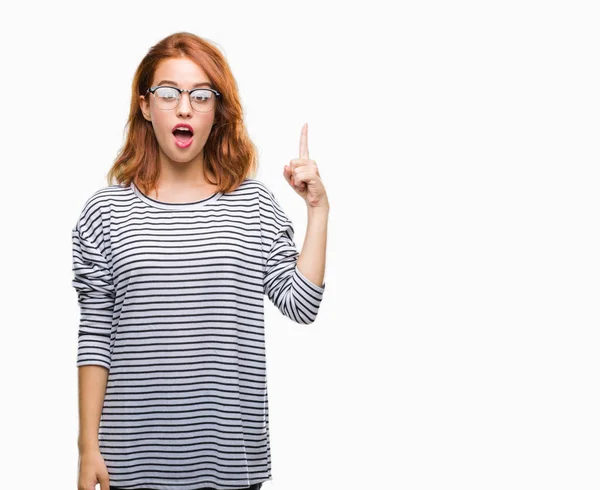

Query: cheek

[151,116,173,143]
[198,112,214,128]
[193,115,215,141]
[150,111,167,130]
[207,115,217,134]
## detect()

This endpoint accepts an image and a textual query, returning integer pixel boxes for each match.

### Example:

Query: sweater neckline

[130,181,223,210]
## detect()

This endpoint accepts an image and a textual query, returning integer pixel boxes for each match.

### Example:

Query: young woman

[72,32,329,490]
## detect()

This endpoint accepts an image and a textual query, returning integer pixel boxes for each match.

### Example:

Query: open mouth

[173,128,194,148]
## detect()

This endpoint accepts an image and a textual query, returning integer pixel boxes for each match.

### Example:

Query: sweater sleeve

[260,186,326,324]
[71,226,116,369]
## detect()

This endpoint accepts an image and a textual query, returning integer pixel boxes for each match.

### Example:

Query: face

[139,57,216,167]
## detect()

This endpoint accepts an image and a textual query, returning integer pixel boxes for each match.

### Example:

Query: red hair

[107,32,258,195]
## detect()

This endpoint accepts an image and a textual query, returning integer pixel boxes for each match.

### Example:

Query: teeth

[175,127,191,132]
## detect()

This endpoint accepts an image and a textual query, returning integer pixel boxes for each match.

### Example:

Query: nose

[176,92,193,117]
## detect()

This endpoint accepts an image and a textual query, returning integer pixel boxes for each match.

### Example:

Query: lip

[172,123,194,148]
[172,123,194,134]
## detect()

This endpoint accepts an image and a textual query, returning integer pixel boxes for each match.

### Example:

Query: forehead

[152,57,212,87]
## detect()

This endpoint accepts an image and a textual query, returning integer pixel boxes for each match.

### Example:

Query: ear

[139,94,151,121]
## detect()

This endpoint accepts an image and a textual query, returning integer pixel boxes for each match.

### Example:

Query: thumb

[284,165,294,186]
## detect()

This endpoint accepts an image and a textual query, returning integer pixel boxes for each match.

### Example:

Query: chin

[166,150,204,163]
[158,137,206,163]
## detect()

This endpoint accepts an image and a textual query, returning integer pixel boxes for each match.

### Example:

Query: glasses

[145,85,222,112]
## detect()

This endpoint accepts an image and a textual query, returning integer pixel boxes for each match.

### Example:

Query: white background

[0,1,598,489]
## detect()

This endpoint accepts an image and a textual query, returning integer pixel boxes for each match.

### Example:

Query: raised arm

[260,187,327,325]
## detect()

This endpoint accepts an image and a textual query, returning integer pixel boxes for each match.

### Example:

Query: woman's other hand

[77,448,110,490]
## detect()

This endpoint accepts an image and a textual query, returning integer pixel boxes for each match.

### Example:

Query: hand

[78,448,110,490]
[283,123,329,209]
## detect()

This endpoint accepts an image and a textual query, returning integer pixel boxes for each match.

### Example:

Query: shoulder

[230,178,284,211]
[74,184,129,235]
[238,178,272,197]
[80,184,128,207]
[244,179,292,230]
[242,178,285,206]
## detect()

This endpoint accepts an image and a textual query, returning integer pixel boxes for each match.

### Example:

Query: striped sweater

[71,178,326,490]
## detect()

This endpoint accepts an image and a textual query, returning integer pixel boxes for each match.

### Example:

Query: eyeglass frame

[144,85,222,112]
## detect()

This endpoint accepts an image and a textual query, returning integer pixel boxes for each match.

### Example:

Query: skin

[138,57,219,201]
[284,123,329,209]
[283,123,329,288]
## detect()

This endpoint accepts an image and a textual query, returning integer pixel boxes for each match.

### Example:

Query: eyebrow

[157,79,214,88]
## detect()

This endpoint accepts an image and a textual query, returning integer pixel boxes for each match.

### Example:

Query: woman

[73,32,329,490]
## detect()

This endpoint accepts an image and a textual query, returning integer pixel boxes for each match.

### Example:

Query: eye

[191,89,213,102]
[155,87,178,100]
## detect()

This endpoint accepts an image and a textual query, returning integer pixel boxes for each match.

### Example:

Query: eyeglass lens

[154,87,216,112]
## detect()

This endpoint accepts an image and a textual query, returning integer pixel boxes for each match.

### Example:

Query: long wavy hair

[107,32,258,195]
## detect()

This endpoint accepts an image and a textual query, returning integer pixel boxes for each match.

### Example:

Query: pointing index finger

[299,123,309,160]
